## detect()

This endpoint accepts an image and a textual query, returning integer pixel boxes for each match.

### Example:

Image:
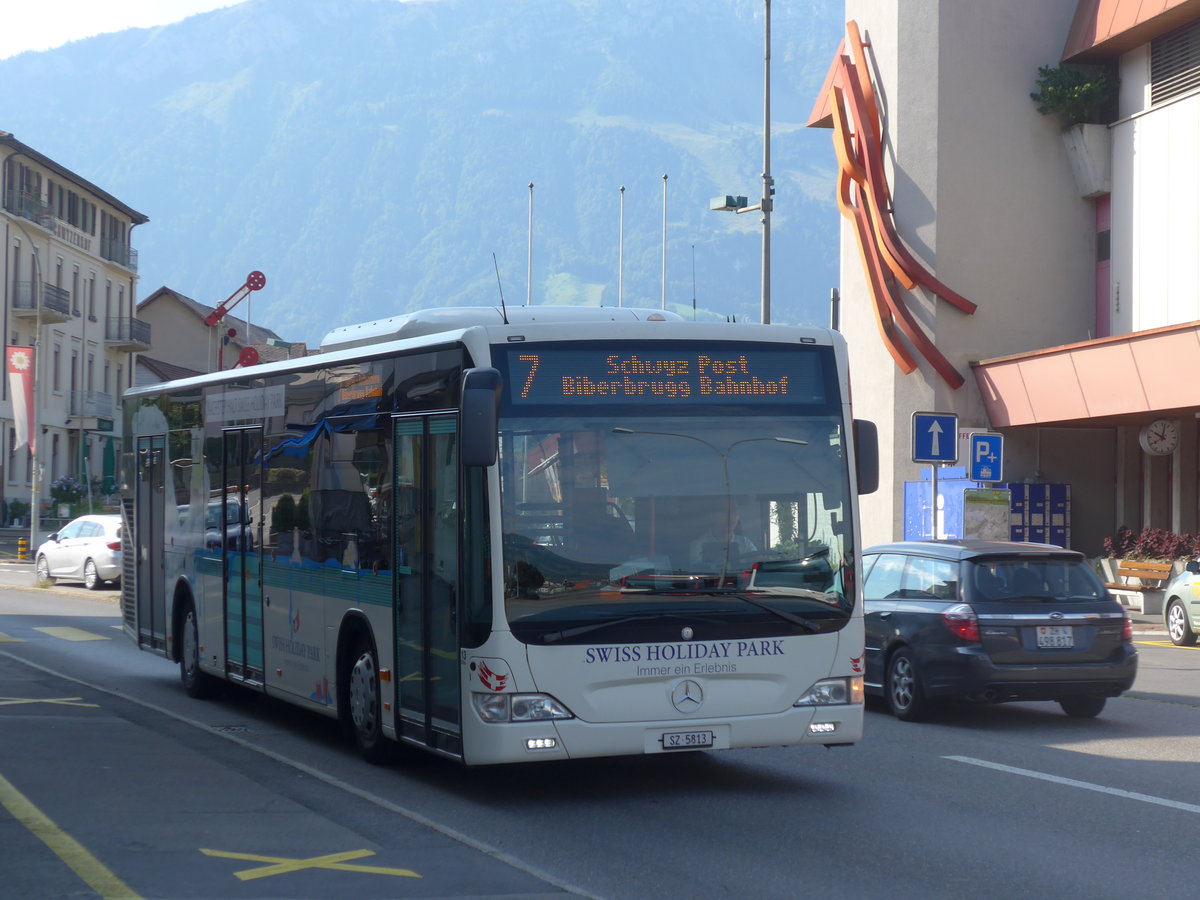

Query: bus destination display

[502,346,825,405]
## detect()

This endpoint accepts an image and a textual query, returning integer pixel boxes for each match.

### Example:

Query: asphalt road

[1,578,1198,899]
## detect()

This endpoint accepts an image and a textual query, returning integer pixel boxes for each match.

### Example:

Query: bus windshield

[499,411,855,645]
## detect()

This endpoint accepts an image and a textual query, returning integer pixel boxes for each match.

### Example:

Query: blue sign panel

[912,412,958,463]
[969,433,1004,482]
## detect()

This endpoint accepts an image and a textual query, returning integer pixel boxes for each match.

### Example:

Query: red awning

[972,322,1200,427]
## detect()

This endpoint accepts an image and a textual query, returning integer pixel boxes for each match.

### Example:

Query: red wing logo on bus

[850,655,863,674]
[477,660,511,692]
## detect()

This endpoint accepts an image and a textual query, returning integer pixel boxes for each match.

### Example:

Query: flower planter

[1061,123,1110,198]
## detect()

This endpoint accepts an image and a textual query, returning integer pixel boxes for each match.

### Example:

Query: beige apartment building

[1,130,149,523]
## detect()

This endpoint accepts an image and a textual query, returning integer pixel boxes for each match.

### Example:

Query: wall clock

[1139,418,1179,456]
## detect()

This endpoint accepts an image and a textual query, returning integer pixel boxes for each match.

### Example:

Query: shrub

[1103,527,1198,560]
[1030,63,1112,125]
[49,475,87,505]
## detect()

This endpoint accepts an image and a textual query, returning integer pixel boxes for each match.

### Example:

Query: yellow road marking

[1136,639,1200,650]
[0,633,23,642]
[34,626,110,642]
[0,696,99,708]
[0,771,142,899]
[201,847,420,881]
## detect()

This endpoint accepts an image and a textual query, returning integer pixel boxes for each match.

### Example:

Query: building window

[88,274,96,320]
[53,343,61,392]
[51,433,60,483]
[72,266,80,316]
[1151,21,1200,105]
[104,360,110,395]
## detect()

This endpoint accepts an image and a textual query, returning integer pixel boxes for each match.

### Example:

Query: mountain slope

[0,0,844,345]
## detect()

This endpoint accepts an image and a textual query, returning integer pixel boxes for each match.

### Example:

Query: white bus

[121,306,878,765]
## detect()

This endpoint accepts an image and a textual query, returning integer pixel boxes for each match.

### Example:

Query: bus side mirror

[461,367,502,467]
[853,419,879,495]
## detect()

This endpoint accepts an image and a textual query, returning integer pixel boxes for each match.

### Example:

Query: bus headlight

[793,676,864,707]
[472,692,574,723]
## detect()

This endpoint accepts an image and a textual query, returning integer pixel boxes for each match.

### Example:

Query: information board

[499,345,827,406]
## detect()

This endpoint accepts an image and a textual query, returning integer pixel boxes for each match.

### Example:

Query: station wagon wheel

[35,555,54,585]
[1059,694,1106,718]
[1166,599,1198,646]
[83,559,102,590]
[348,638,392,764]
[886,648,928,721]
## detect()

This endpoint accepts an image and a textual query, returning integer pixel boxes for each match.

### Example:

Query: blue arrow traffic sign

[912,412,959,463]
[969,433,1004,482]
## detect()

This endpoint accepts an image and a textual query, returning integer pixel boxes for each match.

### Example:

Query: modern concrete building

[810,0,1200,555]
[1,130,149,520]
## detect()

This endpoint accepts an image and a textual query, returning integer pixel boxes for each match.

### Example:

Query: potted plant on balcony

[1031,63,1115,198]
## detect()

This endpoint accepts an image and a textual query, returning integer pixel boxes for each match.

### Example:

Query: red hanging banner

[6,346,35,454]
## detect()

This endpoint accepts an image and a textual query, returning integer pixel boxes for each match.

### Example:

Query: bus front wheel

[180,602,219,699]
[347,638,392,764]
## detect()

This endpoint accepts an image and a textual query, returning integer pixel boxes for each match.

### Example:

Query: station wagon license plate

[661,730,714,750]
[1036,625,1074,649]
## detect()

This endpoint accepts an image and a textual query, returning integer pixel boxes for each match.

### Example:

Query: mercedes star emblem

[671,679,704,714]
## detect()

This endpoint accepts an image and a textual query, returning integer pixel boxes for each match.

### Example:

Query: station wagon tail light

[1122,613,1132,642]
[106,541,121,551]
[471,692,573,723]
[942,603,980,642]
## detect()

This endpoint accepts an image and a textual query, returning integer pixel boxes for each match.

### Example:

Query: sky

[0,1,243,59]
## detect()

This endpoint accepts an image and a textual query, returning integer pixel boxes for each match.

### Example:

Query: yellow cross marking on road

[0,697,99,708]
[0,633,24,642]
[200,848,421,881]
[34,626,110,642]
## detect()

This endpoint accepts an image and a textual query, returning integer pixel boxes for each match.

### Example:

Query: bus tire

[180,601,219,699]
[347,637,392,764]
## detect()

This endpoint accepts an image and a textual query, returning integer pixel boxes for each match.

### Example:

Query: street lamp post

[11,221,44,558]
[710,0,773,324]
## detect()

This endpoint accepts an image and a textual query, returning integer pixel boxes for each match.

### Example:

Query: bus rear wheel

[347,639,392,764]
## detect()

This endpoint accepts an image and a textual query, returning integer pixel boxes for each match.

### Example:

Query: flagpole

[31,247,42,561]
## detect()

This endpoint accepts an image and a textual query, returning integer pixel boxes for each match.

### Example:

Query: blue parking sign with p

[969,433,1004,482]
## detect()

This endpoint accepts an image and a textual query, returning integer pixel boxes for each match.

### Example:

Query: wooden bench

[1104,559,1174,614]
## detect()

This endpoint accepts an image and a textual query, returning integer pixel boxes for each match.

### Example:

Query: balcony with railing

[2,189,54,228]
[68,390,115,420]
[12,281,71,323]
[105,316,151,351]
[100,237,139,272]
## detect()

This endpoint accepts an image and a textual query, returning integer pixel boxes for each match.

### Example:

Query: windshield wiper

[709,591,822,633]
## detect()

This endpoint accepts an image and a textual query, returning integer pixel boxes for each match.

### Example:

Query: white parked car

[35,514,123,590]
[1164,561,1200,646]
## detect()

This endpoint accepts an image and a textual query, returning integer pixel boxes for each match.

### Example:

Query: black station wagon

[862,540,1137,721]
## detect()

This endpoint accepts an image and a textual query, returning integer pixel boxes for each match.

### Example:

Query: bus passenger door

[222,427,264,686]
[394,415,462,754]
[134,435,167,653]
